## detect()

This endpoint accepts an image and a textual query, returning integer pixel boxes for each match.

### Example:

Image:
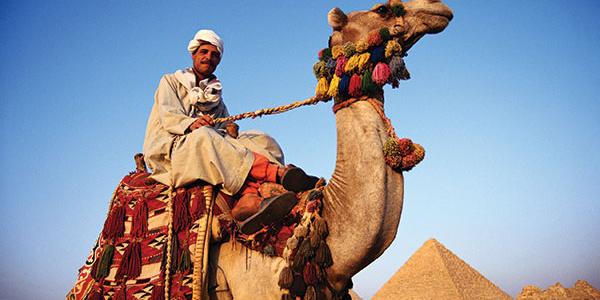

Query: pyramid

[517,280,600,299]
[373,239,511,300]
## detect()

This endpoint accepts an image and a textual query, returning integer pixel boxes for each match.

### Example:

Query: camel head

[328,0,453,52]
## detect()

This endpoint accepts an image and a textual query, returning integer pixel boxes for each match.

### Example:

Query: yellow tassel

[328,75,340,97]
[355,40,369,53]
[385,40,402,58]
[331,46,343,59]
[344,55,360,73]
[357,53,371,71]
[315,77,329,98]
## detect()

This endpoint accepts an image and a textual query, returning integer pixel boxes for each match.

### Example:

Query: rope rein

[213,96,331,124]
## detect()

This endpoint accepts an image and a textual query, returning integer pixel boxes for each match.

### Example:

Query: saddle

[66,157,326,300]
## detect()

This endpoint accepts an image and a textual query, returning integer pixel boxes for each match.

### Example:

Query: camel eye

[374,5,390,16]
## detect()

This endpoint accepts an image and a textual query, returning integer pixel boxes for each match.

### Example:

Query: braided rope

[164,187,174,300]
[213,96,331,124]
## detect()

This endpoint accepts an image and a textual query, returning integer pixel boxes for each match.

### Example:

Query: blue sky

[1,0,599,299]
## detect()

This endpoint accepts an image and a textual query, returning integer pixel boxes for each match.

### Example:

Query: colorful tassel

[357,53,371,71]
[313,61,327,79]
[385,40,402,58]
[86,286,104,300]
[312,217,328,238]
[293,225,308,238]
[334,56,348,77]
[92,244,115,280]
[131,198,148,238]
[368,30,383,47]
[369,45,385,63]
[315,241,333,268]
[278,266,294,289]
[392,5,406,16]
[178,246,192,273]
[331,45,343,59]
[113,286,126,300]
[303,262,319,285]
[102,204,125,240]
[372,62,391,86]
[309,227,321,248]
[338,74,351,99]
[305,285,317,300]
[296,238,314,259]
[116,241,142,279]
[361,69,377,96]
[389,55,410,81]
[281,292,293,300]
[150,284,165,300]
[342,42,356,57]
[292,250,306,272]
[318,48,332,61]
[355,40,369,53]
[379,27,391,41]
[349,73,362,98]
[327,75,341,98]
[344,55,360,73]
[172,189,190,233]
[290,275,307,296]
[315,77,330,98]
[325,58,337,75]
[401,143,425,171]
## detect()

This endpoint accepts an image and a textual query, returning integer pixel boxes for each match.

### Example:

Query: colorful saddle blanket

[66,170,322,300]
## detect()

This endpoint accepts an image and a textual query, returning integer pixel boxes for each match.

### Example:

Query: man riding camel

[143,29,318,235]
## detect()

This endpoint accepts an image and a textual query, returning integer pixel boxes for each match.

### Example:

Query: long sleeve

[155,76,196,135]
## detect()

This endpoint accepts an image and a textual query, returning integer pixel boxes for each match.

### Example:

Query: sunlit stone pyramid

[373,238,511,299]
[517,280,600,300]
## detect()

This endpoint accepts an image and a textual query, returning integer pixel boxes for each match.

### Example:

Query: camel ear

[328,7,348,30]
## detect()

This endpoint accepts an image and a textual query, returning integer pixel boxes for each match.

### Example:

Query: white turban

[187,29,224,56]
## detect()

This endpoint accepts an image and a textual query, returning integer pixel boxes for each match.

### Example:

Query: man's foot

[238,191,297,235]
[280,166,320,193]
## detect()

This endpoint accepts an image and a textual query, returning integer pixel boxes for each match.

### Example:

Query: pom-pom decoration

[328,75,341,97]
[372,62,391,86]
[368,30,383,47]
[349,73,363,98]
[385,40,402,58]
[342,42,356,57]
[315,77,330,98]
[357,53,371,71]
[335,56,348,77]
[312,61,327,79]
[355,40,369,53]
[369,45,386,63]
[331,45,343,59]
[318,48,332,61]
[344,55,360,73]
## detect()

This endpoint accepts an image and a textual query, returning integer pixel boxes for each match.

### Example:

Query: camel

[208,0,453,299]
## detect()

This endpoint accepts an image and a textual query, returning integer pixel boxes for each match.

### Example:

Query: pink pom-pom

[335,56,348,77]
[349,73,362,98]
[372,62,391,86]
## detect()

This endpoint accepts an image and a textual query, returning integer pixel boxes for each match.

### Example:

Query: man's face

[192,43,221,79]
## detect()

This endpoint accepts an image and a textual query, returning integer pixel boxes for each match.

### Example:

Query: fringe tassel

[151,283,165,300]
[281,292,294,300]
[369,45,385,63]
[327,75,341,98]
[372,62,391,86]
[92,244,115,280]
[344,55,360,73]
[116,241,142,279]
[325,58,337,76]
[315,77,330,98]
[102,204,126,240]
[357,53,371,71]
[303,262,319,286]
[178,246,192,273]
[278,266,294,289]
[305,285,317,300]
[113,286,126,300]
[335,56,348,77]
[385,40,402,58]
[172,189,190,233]
[315,241,333,268]
[292,250,307,273]
[309,227,322,248]
[312,217,328,238]
[290,274,307,296]
[189,187,206,220]
[361,69,377,96]
[338,74,351,99]
[349,73,362,98]
[86,286,104,300]
[296,239,314,260]
[131,198,148,238]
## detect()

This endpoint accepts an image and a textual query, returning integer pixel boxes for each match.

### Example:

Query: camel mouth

[400,32,425,54]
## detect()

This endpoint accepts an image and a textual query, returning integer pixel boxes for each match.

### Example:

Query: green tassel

[93,244,115,280]
[361,69,377,96]
[278,267,294,289]
[178,247,192,272]
[379,27,391,41]
[315,241,333,268]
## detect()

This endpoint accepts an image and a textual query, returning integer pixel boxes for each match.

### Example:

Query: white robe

[143,69,284,194]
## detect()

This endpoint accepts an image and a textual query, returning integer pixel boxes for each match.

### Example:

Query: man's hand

[188,115,215,131]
